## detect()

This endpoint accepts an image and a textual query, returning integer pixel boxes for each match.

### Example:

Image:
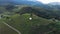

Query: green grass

[2,14,57,34]
[0,19,18,34]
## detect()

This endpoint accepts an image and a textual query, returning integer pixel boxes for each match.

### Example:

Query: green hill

[1,14,60,34]
[0,5,60,34]
[0,20,18,34]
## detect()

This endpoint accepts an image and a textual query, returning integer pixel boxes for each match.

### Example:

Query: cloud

[37,0,60,4]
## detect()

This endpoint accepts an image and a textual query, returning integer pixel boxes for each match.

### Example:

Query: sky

[28,0,60,4]
[37,0,60,4]
[26,0,60,4]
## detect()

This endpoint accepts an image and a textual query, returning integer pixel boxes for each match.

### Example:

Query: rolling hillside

[1,14,60,34]
[0,1,60,34]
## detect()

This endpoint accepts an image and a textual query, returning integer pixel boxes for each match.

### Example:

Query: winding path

[2,22,21,34]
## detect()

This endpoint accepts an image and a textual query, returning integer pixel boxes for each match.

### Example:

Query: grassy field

[1,14,57,34]
[0,20,18,34]
[0,13,60,34]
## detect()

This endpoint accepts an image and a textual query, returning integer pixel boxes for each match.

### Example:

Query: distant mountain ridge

[0,0,42,5]
[48,2,60,5]
[0,0,51,9]
[47,2,60,9]
[0,0,60,9]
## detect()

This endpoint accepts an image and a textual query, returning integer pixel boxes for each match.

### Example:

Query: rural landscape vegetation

[0,0,60,34]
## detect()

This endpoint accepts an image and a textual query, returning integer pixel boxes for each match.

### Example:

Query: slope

[2,14,60,34]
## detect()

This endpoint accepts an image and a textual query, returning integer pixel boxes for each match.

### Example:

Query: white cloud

[37,0,60,4]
